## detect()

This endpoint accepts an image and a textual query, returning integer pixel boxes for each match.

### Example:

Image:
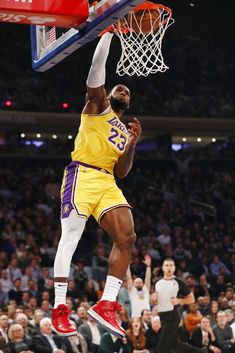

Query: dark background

[0,0,234,117]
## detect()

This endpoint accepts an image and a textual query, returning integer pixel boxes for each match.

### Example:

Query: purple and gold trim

[71,160,111,174]
[61,163,87,219]
[98,204,132,224]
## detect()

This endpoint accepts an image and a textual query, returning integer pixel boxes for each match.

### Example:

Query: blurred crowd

[0,151,235,352]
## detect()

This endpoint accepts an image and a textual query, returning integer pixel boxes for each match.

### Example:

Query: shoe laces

[54,305,71,318]
[113,302,123,312]
[59,307,70,316]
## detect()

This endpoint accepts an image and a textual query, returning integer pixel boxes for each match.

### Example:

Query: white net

[113,3,174,77]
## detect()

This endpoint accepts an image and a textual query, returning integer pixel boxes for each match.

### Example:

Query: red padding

[0,0,89,27]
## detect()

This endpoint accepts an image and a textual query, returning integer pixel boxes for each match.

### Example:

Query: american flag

[45,27,56,47]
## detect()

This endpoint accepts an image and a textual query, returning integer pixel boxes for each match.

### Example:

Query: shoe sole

[87,308,125,338]
[51,324,77,337]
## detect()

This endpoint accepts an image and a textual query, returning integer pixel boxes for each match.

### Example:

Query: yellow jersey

[71,109,130,175]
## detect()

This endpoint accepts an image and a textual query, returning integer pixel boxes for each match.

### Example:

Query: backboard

[30,0,146,72]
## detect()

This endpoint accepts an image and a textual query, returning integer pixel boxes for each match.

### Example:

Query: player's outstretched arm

[83,32,113,115]
[143,254,152,290]
[114,118,142,178]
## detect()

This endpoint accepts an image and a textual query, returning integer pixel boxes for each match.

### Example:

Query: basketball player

[155,258,208,353]
[51,32,142,337]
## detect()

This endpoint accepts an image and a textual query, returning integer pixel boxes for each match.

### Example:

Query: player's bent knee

[118,230,136,249]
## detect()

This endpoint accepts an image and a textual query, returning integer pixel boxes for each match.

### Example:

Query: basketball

[128,8,161,34]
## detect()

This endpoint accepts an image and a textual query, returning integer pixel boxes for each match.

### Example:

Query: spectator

[225,289,234,308]
[157,228,171,249]
[73,260,88,295]
[40,300,52,318]
[91,246,108,282]
[6,259,22,282]
[0,314,9,344]
[67,331,88,353]
[32,317,72,353]
[37,268,52,292]
[0,282,8,307]
[7,323,33,353]
[185,275,206,299]
[76,306,89,329]
[78,316,105,353]
[145,315,161,353]
[184,303,203,336]
[210,256,230,278]
[8,278,22,305]
[224,310,235,326]
[118,277,131,319]
[213,311,235,353]
[83,280,99,306]
[191,316,220,353]
[118,306,129,331]
[209,301,220,327]
[141,309,152,331]
[28,309,44,336]
[219,298,230,311]
[0,270,12,293]
[99,332,131,353]
[0,335,10,353]
[27,280,39,302]
[23,305,34,321]
[66,298,78,322]
[198,275,217,299]
[197,297,210,316]
[126,255,151,318]
[15,313,34,341]
[67,280,81,303]
[21,291,31,306]
[28,297,38,312]
[125,317,149,353]
[20,268,33,291]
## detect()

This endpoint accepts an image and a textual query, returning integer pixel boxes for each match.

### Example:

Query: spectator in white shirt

[126,255,152,318]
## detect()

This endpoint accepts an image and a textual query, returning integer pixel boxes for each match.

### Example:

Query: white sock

[100,275,123,302]
[54,282,68,308]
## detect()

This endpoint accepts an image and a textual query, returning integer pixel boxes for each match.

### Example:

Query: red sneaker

[51,304,77,336]
[87,300,125,338]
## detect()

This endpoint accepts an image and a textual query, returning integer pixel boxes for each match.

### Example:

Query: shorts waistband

[71,161,111,175]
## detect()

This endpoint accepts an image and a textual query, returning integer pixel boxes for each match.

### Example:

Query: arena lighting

[62,102,69,109]
[20,133,25,138]
[182,137,187,142]
[212,138,216,142]
[197,137,201,142]
[36,133,41,138]
[68,135,73,140]
[52,134,57,139]
[172,144,182,152]
[5,100,12,107]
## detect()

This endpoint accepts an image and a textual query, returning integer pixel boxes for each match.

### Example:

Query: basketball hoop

[113,2,174,77]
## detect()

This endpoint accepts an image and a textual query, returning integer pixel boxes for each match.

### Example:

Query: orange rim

[131,2,172,27]
[115,2,172,34]
[133,2,172,15]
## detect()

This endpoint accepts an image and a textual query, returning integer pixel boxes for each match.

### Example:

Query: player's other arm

[171,292,195,306]
[171,278,195,306]
[82,33,113,115]
[114,117,142,178]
